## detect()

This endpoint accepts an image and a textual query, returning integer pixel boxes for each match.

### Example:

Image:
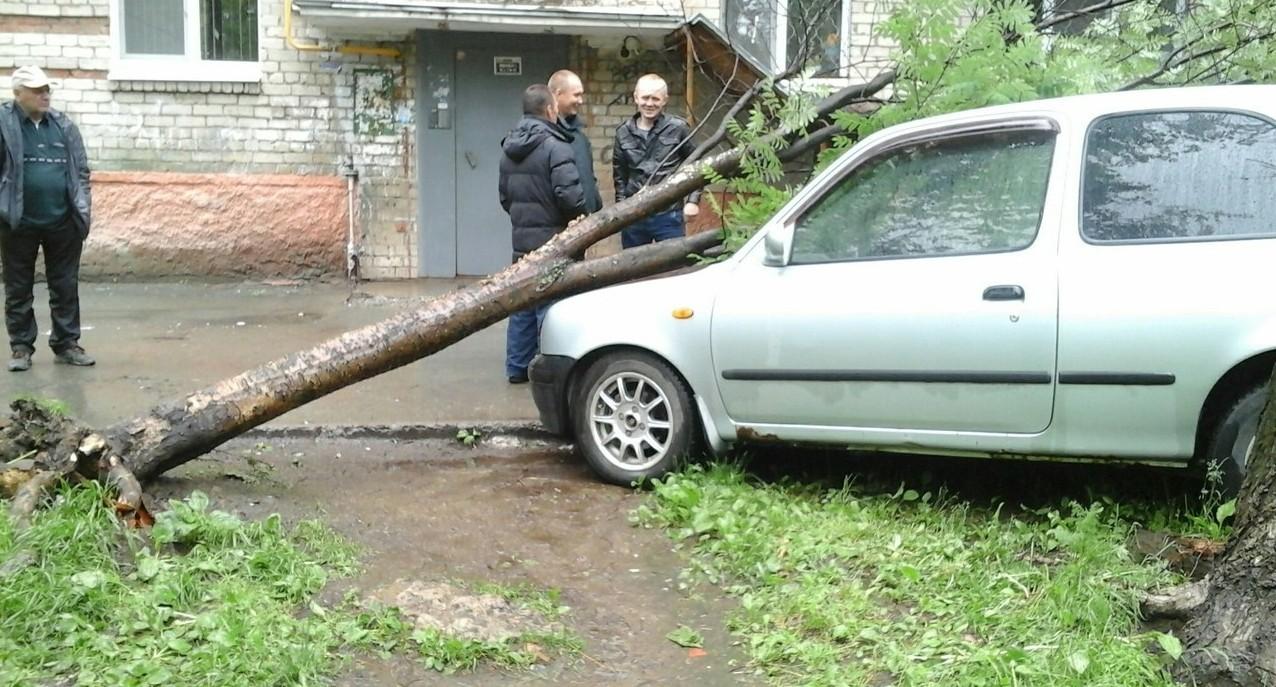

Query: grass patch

[0,485,578,685]
[636,463,1196,687]
[9,394,71,418]
[411,580,583,672]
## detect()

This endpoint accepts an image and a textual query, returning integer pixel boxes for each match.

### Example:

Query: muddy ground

[142,426,1214,687]
[149,433,756,687]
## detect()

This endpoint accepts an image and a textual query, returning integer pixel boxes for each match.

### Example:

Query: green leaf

[1155,632,1183,661]
[187,490,210,512]
[666,625,704,648]
[137,555,161,582]
[1067,650,1090,674]
[1216,499,1237,525]
[70,570,107,590]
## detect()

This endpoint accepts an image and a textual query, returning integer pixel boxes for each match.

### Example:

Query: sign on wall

[493,56,522,76]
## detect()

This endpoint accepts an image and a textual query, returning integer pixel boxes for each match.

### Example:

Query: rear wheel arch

[1197,351,1276,457]
[1197,351,1276,497]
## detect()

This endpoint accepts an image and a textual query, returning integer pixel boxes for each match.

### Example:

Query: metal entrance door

[417,32,569,277]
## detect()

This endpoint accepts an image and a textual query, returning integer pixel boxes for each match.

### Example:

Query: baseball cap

[11,65,53,90]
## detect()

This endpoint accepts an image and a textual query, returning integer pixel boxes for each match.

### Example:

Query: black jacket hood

[502,116,572,163]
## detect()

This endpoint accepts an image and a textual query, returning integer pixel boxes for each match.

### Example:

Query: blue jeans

[621,209,684,248]
[505,302,550,378]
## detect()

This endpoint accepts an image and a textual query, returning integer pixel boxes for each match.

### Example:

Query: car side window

[1083,111,1276,242]
[790,128,1056,264]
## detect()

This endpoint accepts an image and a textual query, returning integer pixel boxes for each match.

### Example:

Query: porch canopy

[292,0,685,36]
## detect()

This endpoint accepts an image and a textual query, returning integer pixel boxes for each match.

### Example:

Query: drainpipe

[284,0,402,59]
[342,158,360,282]
[683,26,696,125]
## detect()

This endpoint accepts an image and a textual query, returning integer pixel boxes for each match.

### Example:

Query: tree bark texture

[1178,366,1276,687]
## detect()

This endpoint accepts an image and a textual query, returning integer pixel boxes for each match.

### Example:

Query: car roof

[882,84,1276,135]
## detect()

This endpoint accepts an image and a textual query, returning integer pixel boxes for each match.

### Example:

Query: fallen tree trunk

[110,229,724,481]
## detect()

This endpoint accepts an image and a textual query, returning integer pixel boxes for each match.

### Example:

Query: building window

[726,0,850,78]
[111,0,259,82]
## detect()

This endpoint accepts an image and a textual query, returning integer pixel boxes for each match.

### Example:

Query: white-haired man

[612,74,700,247]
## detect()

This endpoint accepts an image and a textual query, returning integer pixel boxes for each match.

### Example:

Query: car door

[711,119,1063,435]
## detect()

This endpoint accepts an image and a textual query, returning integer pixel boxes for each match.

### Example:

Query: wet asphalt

[1,278,539,429]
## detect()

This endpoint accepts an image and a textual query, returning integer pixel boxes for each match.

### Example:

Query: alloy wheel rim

[588,371,674,471]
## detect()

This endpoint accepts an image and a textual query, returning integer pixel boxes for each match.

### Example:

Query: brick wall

[849,0,901,79]
[1,0,900,279]
[0,0,417,279]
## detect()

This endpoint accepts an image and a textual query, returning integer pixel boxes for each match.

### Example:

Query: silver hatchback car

[529,85,1276,492]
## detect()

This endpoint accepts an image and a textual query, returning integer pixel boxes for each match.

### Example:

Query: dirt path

[149,435,755,686]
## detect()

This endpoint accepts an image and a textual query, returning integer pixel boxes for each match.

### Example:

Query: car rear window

[1082,110,1276,243]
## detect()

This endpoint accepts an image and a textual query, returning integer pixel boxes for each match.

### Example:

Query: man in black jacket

[548,70,603,214]
[498,84,586,384]
[1,65,95,372]
[612,74,700,248]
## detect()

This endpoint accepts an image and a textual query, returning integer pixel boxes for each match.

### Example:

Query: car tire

[572,351,697,486]
[1204,386,1266,499]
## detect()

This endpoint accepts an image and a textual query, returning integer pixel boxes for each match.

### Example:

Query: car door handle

[983,285,1024,301]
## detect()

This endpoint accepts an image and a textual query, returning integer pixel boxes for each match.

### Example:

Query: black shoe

[54,346,95,367]
[508,373,529,384]
[8,349,31,372]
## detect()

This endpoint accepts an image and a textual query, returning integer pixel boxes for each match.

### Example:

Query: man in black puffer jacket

[498,83,586,384]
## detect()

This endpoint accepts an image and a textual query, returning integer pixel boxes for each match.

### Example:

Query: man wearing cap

[1,65,94,372]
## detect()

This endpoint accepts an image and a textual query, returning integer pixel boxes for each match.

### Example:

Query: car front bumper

[529,354,576,437]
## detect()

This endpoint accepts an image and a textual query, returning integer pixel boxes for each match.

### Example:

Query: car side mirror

[762,222,794,267]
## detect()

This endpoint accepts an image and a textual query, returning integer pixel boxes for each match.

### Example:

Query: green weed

[667,625,705,648]
[0,485,576,685]
[637,464,1188,686]
[10,395,71,417]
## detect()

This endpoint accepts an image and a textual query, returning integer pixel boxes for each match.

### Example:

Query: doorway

[417,31,570,277]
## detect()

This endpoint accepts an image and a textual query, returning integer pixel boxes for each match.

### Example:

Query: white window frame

[108,0,260,82]
[773,0,853,83]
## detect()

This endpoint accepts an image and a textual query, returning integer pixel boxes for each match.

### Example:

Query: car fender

[538,263,736,452]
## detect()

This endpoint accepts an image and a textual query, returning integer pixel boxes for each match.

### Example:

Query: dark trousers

[505,302,550,378]
[621,209,685,248]
[1,223,83,354]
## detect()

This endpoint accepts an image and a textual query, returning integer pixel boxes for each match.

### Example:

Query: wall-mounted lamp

[619,35,642,59]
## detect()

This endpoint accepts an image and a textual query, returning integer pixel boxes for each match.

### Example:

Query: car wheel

[1205,386,1266,499]
[572,351,696,486]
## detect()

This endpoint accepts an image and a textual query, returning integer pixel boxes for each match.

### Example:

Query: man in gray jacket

[0,65,95,371]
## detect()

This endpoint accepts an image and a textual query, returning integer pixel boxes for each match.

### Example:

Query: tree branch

[1120,30,1274,90]
[541,230,724,299]
[778,122,845,162]
[1143,579,1211,620]
[1036,0,1145,32]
